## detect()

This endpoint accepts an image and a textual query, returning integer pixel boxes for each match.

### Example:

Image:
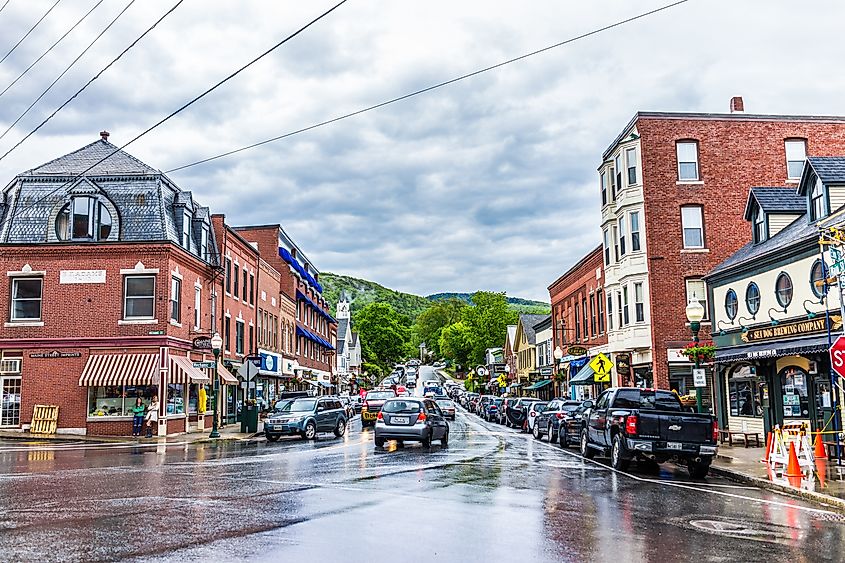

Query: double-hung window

[597,289,604,333]
[811,178,826,221]
[626,147,637,185]
[600,172,607,206]
[225,258,231,294]
[589,294,596,336]
[754,207,766,243]
[182,211,191,249]
[170,277,181,323]
[603,229,611,265]
[614,154,622,192]
[236,320,244,355]
[634,282,644,322]
[622,286,630,326]
[677,141,699,181]
[785,139,807,180]
[242,269,247,302]
[607,293,613,331]
[582,297,588,338]
[233,264,240,299]
[10,277,42,321]
[617,291,623,328]
[224,316,231,351]
[630,211,641,251]
[194,287,201,329]
[249,274,254,305]
[686,279,708,320]
[200,225,209,261]
[681,206,705,248]
[612,225,620,261]
[124,275,155,319]
[618,217,626,257]
[574,302,580,341]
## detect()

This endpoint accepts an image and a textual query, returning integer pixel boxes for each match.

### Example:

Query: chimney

[729,96,744,113]
[100,130,110,141]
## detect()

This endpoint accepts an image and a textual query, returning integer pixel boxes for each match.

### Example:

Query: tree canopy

[353,302,413,374]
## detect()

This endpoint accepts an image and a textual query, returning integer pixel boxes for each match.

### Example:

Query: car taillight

[529,411,536,417]
[556,413,564,419]
[625,414,638,436]
[377,411,383,421]
[712,420,719,442]
[417,412,427,423]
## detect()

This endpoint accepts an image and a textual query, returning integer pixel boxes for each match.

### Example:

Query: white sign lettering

[60,270,106,284]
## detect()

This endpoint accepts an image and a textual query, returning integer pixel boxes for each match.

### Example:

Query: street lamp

[209,332,223,439]
[685,298,705,414]
[553,347,564,396]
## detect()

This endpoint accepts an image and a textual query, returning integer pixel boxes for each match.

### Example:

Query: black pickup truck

[579,387,718,478]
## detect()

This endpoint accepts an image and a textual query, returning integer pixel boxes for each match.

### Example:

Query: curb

[709,463,845,512]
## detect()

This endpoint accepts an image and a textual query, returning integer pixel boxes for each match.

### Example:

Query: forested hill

[427,292,550,314]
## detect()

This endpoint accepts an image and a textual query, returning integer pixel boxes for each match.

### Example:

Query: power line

[0,0,62,65]
[0,0,348,235]
[167,0,691,174]
[0,0,180,161]
[0,0,104,101]
[0,1,11,17]
[0,0,136,144]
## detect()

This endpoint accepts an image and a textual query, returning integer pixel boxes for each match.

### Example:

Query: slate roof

[23,139,158,176]
[337,318,349,344]
[743,187,805,220]
[807,156,845,184]
[519,314,548,345]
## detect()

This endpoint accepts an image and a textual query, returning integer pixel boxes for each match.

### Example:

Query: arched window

[56,197,112,241]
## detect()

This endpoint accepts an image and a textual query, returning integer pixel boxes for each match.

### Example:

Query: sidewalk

[0,422,265,445]
[712,443,845,511]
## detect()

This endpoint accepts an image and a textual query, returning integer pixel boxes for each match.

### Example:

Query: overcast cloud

[1,0,844,301]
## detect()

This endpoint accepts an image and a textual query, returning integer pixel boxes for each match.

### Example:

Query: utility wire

[0,0,136,144]
[0,0,62,65]
[167,0,691,174]
[0,1,11,17]
[0,0,104,101]
[0,0,348,235]
[0,0,178,160]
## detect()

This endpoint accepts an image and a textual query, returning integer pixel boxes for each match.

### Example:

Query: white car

[525,401,549,433]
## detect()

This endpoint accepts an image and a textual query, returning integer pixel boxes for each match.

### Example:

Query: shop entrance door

[1,376,22,427]
[813,378,835,433]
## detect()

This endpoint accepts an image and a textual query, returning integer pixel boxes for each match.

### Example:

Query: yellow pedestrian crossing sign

[497,374,507,387]
[589,353,613,383]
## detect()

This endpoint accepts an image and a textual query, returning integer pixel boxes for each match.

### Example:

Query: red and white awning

[217,363,238,384]
[170,356,211,384]
[78,353,158,387]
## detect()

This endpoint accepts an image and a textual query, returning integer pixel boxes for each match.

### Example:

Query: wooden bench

[718,429,762,448]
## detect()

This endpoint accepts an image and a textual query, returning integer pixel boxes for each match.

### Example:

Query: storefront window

[88,385,157,417]
[780,366,810,418]
[167,383,185,415]
[728,365,761,417]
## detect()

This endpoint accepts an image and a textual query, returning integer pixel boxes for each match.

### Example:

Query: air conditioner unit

[0,358,21,374]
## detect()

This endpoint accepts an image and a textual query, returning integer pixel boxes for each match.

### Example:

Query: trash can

[240,404,258,433]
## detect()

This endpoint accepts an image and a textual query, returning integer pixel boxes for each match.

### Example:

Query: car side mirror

[582,400,594,409]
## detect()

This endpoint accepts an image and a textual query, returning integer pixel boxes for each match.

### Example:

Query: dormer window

[810,177,827,221]
[200,224,209,260]
[182,211,191,248]
[56,197,112,241]
[753,206,766,243]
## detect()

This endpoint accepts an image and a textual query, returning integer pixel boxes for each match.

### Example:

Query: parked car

[374,397,449,448]
[525,401,548,434]
[264,396,347,442]
[505,397,540,430]
[476,395,496,417]
[497,397,518,424]
[580,387,718,477]
[483,398,503,422]
[436,398,456,420]
[533,399,587,446]
[350,395,363,414]
[361,390,397,428]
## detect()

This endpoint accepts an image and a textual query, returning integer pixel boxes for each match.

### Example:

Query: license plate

[392,416,409,424]
[667,442,682,450]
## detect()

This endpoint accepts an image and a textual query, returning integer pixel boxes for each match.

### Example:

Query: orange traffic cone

[814,433,827,460]
[762,432,773,463]
[815,457,827,488]
[786,442,802,478]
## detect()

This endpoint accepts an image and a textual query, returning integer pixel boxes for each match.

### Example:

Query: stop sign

[830,335,845,378]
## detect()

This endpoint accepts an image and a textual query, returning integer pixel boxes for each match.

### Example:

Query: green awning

[570,364,597,386]
[524,379,553,390]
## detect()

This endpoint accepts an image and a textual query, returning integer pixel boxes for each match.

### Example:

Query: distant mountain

[320,273,551,321]
[427,292,550,314]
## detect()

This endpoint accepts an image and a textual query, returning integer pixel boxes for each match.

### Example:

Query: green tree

[413,298,467,357]
[439,321,472,367]
[353,302,411,374]
[461,291,518,365]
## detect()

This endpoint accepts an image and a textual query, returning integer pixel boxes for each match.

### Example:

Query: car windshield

[562,404,580,413]
[273,399,293,411]
[366,391,396,400]
[614,389,683,411]
[436,400,454,408]
[383,400,422,413]
[284,399,316,412]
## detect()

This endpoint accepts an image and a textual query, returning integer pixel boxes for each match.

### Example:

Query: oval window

[724,289,738,320]
[810,259,828,298]
[746,282,761,315]
[775,272,793,308]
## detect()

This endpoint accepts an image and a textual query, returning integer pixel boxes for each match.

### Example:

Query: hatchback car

[374,398,449,448]
[264,396,347,441]
[436,398,456,420]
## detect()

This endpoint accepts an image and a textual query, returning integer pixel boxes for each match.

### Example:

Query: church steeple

[336,290,351,320]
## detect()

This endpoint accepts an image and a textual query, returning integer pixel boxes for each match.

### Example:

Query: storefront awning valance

[217,363,238,384]
[78,353,158,387]
[170,356,211,384]
[524,380,553,390]
[714,335,831,364]
[296,325,336,351]
[570,364,597,386]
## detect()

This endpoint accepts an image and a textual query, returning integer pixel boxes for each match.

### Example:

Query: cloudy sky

[1,0,844,301]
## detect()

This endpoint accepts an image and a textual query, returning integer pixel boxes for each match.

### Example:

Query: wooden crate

[31,405,59,435]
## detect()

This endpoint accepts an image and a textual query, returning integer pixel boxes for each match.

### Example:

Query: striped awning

[217,363,238,384]
[78,353,158,387]
[170,356,211,384]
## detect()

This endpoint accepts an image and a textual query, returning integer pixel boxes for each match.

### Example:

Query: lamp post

[553,346,563,396]
[685,298,705,414]
[209,332,223,438]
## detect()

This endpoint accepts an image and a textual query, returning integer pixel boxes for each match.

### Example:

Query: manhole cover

[667,516,803,545]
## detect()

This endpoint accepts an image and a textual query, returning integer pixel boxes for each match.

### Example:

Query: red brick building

[600,98,845,395]
[0,136,218,435]
[547,245,606,398]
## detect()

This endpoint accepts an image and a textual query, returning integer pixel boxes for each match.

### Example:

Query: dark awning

[525,380,552,390]
[714,335,831,364]
[570,364,597,386]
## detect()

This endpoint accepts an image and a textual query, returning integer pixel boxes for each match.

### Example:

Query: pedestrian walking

[145,396,159,438]
[131,398,145,437]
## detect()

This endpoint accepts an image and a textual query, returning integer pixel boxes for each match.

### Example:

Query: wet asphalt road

[2,367,844,562]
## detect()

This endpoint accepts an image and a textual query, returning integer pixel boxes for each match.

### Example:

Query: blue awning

[296,290,337,324]
[295,325,335,351]
[279,248,324,294]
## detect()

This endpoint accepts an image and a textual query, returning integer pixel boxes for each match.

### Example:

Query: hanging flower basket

[553,371,565,383]
[680,341,715,363]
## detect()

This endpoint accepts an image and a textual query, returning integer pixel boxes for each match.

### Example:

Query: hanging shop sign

[192,336,213,350]
[567,346,587,357]
[29,350,81,359]
[539,366,554,377]
[740,315,840,343]
[615,353,631,377]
